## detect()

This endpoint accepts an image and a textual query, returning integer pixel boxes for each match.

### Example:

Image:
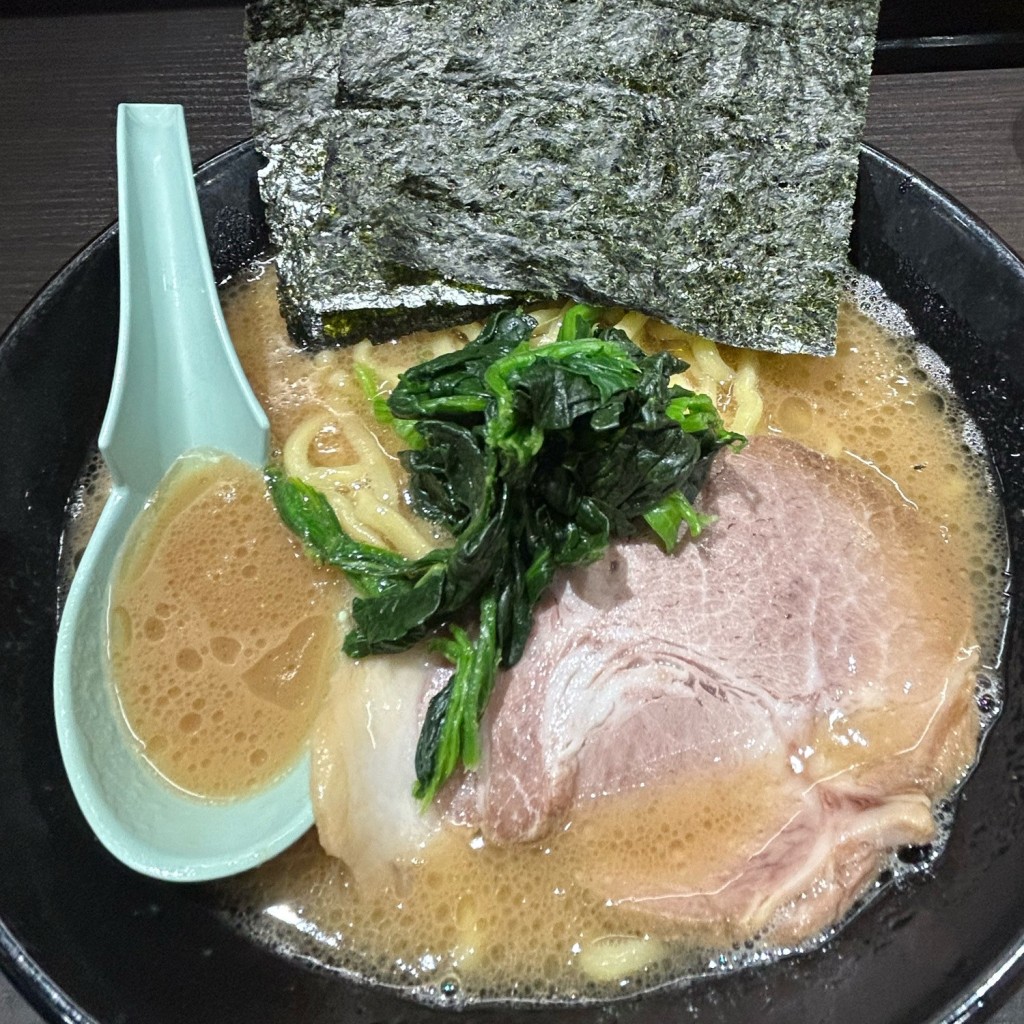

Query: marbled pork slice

[448,435,978,938]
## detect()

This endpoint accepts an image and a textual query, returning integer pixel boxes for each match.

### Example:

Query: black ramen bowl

[0,141,1022,1024]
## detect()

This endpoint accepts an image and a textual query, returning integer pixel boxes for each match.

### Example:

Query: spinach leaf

[388,309,536,420]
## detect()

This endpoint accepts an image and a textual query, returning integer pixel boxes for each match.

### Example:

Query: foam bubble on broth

[59,448,110,582]
[840,265,915,339]
[107,452,344,799]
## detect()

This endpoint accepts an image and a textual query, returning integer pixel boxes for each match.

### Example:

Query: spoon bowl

[52,104,314,881]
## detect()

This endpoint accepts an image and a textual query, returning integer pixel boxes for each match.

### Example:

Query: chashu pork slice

[443,435,979,939]
[313,435,978,941]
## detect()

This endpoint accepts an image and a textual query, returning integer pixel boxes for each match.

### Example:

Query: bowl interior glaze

[0,141,1021,1024]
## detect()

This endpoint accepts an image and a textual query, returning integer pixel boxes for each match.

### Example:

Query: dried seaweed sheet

[246,0,879,354]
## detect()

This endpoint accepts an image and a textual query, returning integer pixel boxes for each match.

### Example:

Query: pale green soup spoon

[54,104,314,881]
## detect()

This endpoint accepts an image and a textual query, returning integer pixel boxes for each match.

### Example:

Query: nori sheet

[246,0,880,353]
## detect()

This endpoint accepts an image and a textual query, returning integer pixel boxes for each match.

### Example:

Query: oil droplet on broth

[108,452,343,799]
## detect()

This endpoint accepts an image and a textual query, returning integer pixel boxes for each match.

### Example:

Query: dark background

[1,0,1024,74]
[874,1,1024,73]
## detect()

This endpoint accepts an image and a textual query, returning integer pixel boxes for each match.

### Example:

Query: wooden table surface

[1,9,1023,1024]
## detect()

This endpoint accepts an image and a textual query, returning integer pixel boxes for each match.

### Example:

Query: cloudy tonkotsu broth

[200,266,1005,1003]
[107,452,342,799]
[59,263,1006,1005]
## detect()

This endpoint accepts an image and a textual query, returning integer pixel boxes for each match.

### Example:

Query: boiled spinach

[269,306,745,803]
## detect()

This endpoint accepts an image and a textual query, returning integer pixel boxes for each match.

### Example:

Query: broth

[59,263,1008,1003]
[215,267,1005,1002]
[107,451,342,798]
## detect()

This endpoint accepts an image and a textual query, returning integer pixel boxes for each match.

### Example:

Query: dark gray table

[1,9,1023,1024]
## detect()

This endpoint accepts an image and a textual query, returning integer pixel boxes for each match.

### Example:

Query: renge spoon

[54,104,314,881]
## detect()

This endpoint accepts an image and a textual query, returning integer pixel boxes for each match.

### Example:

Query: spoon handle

[100,104,269,496]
